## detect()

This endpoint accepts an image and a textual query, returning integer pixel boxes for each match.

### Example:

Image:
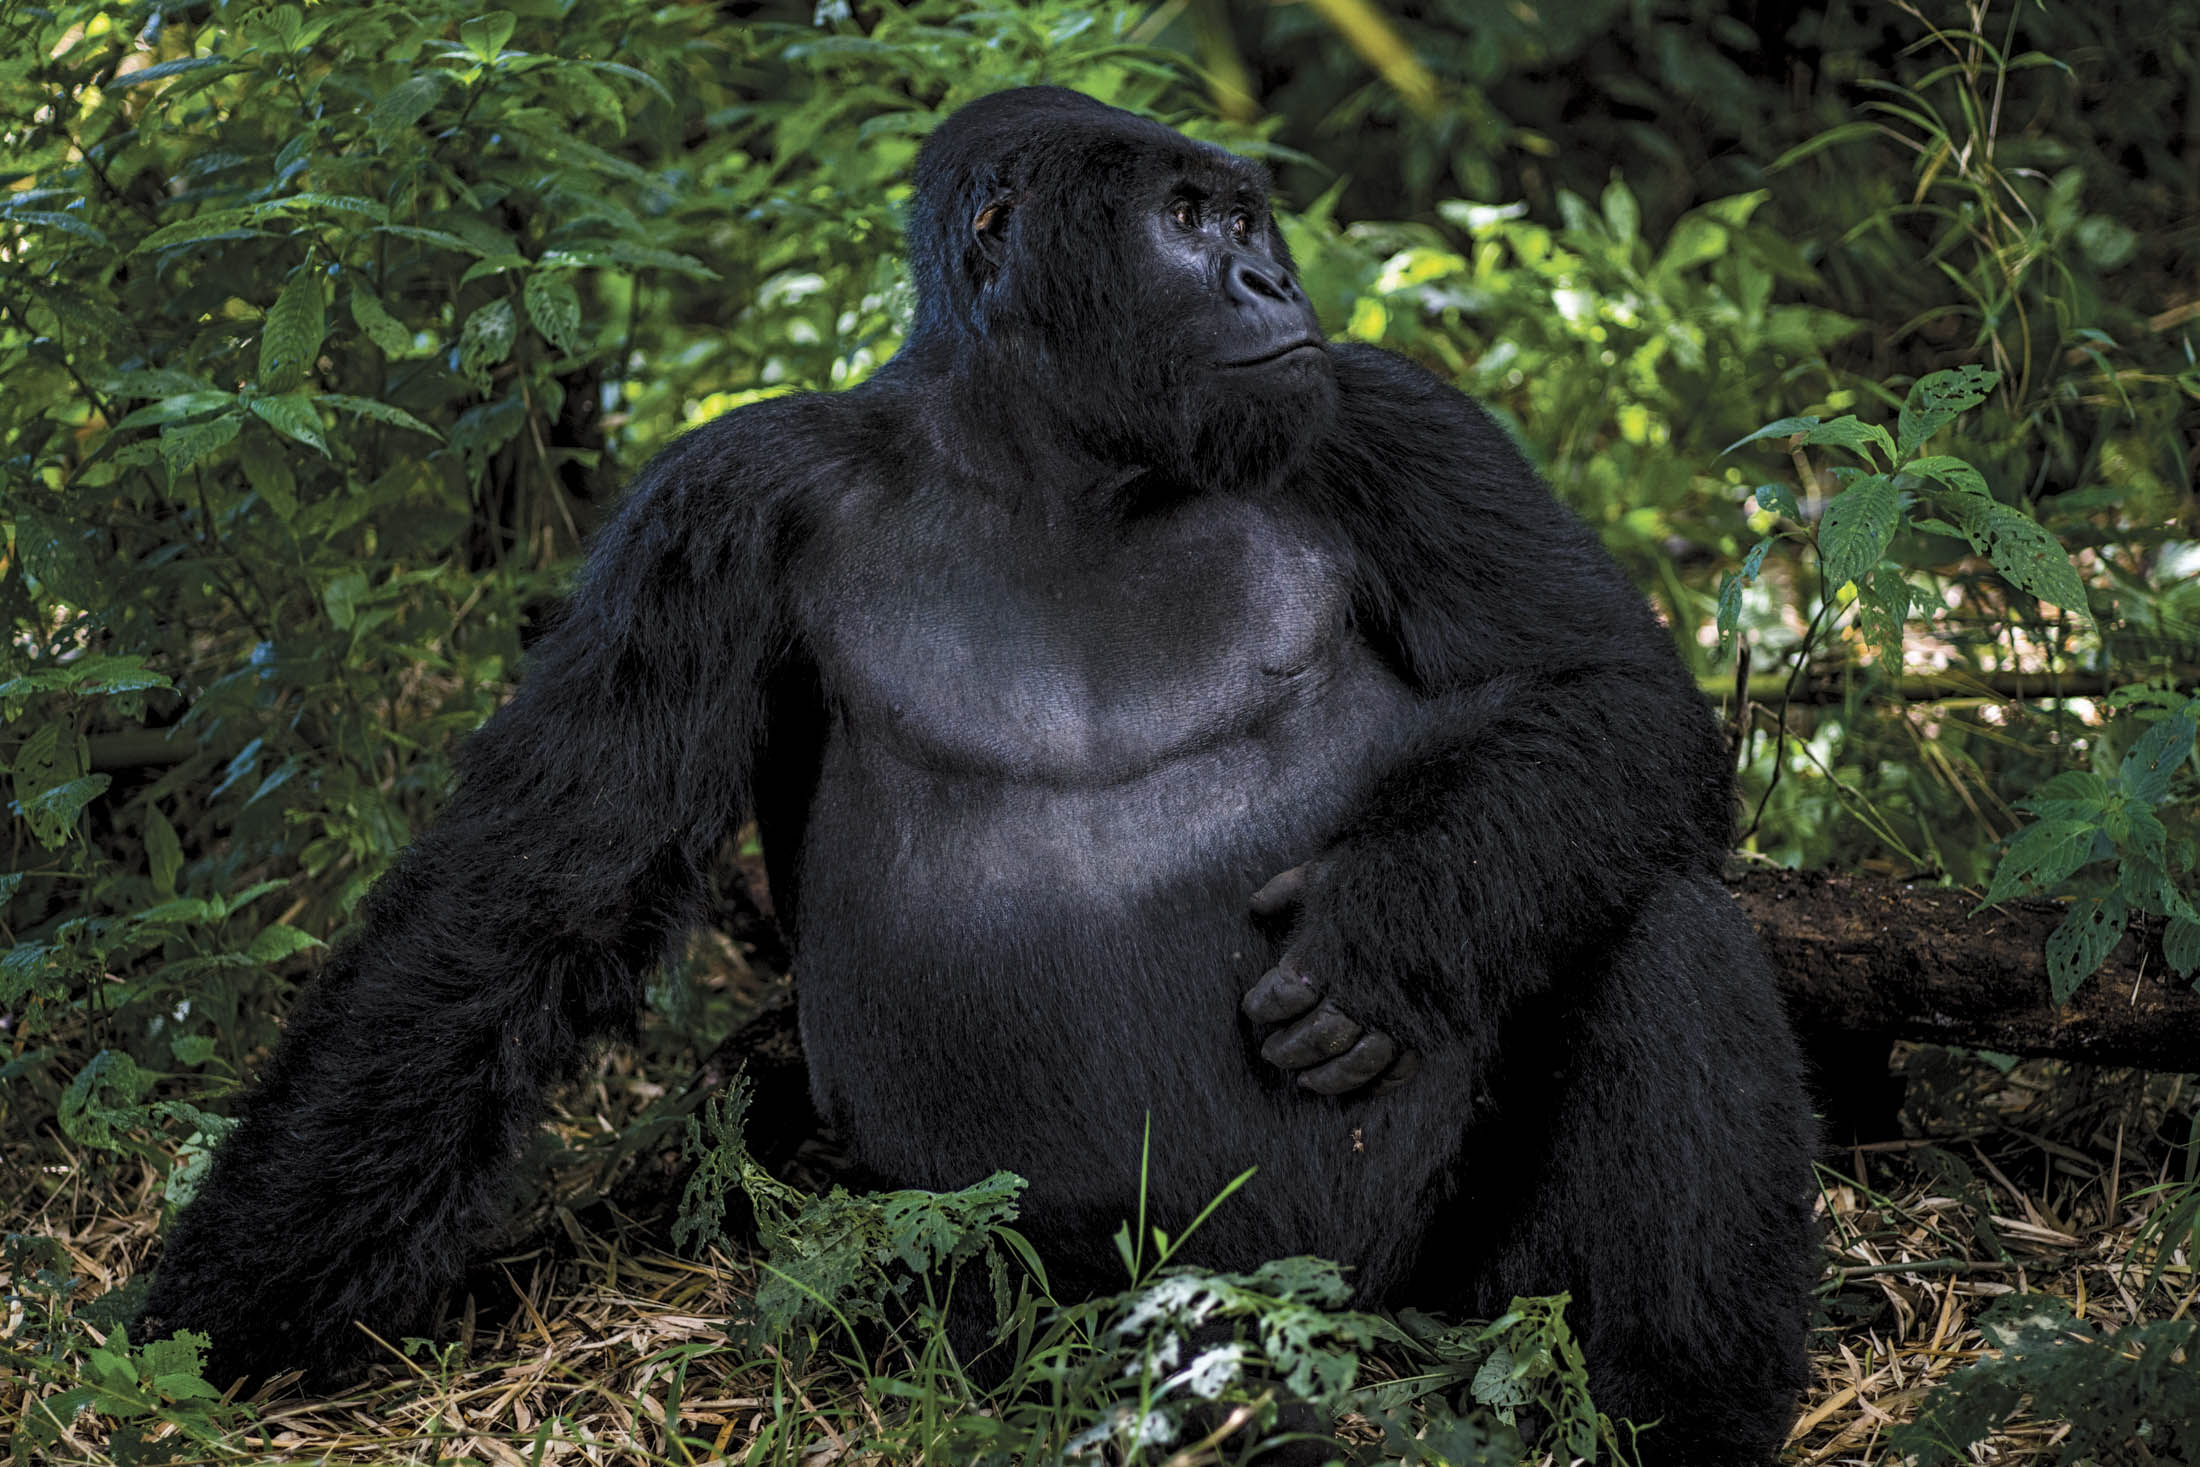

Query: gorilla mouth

[1224,340,1325,369]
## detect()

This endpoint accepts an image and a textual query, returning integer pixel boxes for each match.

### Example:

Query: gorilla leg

[1416,877,1817,1466]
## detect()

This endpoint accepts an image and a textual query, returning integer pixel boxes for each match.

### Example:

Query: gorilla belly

[790,648,1430,1274]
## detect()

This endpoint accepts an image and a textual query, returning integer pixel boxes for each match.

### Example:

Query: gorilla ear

[972,198,1014,269]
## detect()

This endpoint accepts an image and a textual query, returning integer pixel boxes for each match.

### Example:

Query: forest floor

[5,1015,2194,1465]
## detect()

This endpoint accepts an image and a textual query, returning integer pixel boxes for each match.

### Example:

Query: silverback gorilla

[141,87,1817,1462]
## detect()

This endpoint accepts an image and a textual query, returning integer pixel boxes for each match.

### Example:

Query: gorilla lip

[1224,340,1325,368]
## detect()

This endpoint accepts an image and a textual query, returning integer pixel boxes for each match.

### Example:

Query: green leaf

[1722,416,1818,456]
[459,298,517,391]
[460,11,517,63]
[2166,917,2200,978]
[2015,769,2113,823]
[373,224,490,257]
[523,271,581,354]
[1949,498,2091,620]
[244,924,320,964]
[371,74,449,136]
[1753,483,1801,521]
[317,393,444,440]
[2045,894,2126,1004]
[136,209,270,253]
[1817,475,1901,589]
[1979,818,2100,906]
[1857,571,1911,664]
[1801,415,1898,470]
[2119,704,2197,805]
[1897,365,1999,460]
[159,411,242,477]
[348,288,413,356]
[147,806,184,897]
[1600,179,1638,244]
[259,271,325,392]
[111,390,236,431]
[248,393,329,455]
[237,431,300,520]
[1902,455,1989,498]
[112,56,236,88]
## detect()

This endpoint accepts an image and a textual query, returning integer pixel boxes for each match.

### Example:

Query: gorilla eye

[1229,212,1253,243]
[1170,199,1198,229]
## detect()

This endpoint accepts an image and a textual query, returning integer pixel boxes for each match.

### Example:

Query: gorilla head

[903,86,1336,487]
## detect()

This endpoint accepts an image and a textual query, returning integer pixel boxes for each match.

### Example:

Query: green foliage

[3,1235,234,1466]
[1889,1295,2198,1465]
[1981,696,2200,998]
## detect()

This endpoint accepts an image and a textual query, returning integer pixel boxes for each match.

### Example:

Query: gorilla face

[905,86,1337,486]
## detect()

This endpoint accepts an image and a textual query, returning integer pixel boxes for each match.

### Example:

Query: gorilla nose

[1223,254,1300,310]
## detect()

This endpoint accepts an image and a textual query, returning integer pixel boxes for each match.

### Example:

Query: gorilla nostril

[1225,255,1292,307]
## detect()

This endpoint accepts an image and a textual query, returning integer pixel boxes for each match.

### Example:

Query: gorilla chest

[813,498,1362,784]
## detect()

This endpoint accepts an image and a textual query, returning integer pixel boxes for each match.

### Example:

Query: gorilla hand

[1242,862,1421,1095]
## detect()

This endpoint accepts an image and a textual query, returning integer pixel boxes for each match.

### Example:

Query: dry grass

[4,1043,2193,1466]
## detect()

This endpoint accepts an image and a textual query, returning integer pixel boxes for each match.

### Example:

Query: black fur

[140,87,1816,1463]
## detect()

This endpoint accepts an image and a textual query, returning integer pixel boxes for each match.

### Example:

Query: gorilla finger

[1242,963,1321,1024]
[1260,1000,1362,1068]
[1374,1049,1424,1094]
[1248,863,1310,918]
[1296,1030,1398,1094]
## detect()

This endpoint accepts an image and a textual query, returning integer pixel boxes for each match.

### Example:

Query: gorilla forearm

[1325,662,1731,1028]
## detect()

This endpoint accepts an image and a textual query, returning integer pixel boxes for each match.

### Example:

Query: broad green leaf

[244,924,320,963]
[2015,770,2113,823]
[1897,365,1999,459]
[1817,475,1901,589]
[460,11,517,63]
[0,655,170,714]
[1715,572,1743,648]
[318,393,443,439]
[459,254,534,285]
[147,806,183,897]
[237,431,299,520]
[459,298,517,390]
[524,271,581,354]
[2119,703,2198,805]
[159,412,242,477]
[1600,179,1638,244]
[1902,455,1989,497]
[248,393,329,455]
[373,224,490,257]
[112,390,236,431]
[349,288,413,356]
[1857,571,1911,664]
[1979,818,2099,906]
[1721,416,1818,457]
[1949,498,2091,620]
[1802,415,1898,470]
[371,74,448,136]
[1753,483,1801,521]
[538,243,718,279]
[260,271,325,392]
[136,208,269,253]
[2166,917,2200,978]
[2046,894,2126,1004]
[6,211,109,244]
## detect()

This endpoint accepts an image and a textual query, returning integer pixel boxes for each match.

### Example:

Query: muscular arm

[1249,346,1730,1082]
[138,412,801,1381]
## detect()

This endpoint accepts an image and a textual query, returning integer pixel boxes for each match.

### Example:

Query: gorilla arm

[137,414,793,1382]
[1246,344,1733,1087]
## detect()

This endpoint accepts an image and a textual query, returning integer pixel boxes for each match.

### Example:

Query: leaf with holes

[2118,703,2197,806]
[1897,365,1999,460]
[2167,917,2200,979]
[2046,894,2126,1004]
[1753,482,1801,521]
[1902,455,1989,498]
[1857,571,1911,664]
[1950,498,2092,621]
[1802,416,1898,470]
[524,271,582,355]
[1818,475,1901,589]
[459,298,516,392]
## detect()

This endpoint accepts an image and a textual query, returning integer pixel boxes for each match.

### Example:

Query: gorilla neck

[890,333,1327,506]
